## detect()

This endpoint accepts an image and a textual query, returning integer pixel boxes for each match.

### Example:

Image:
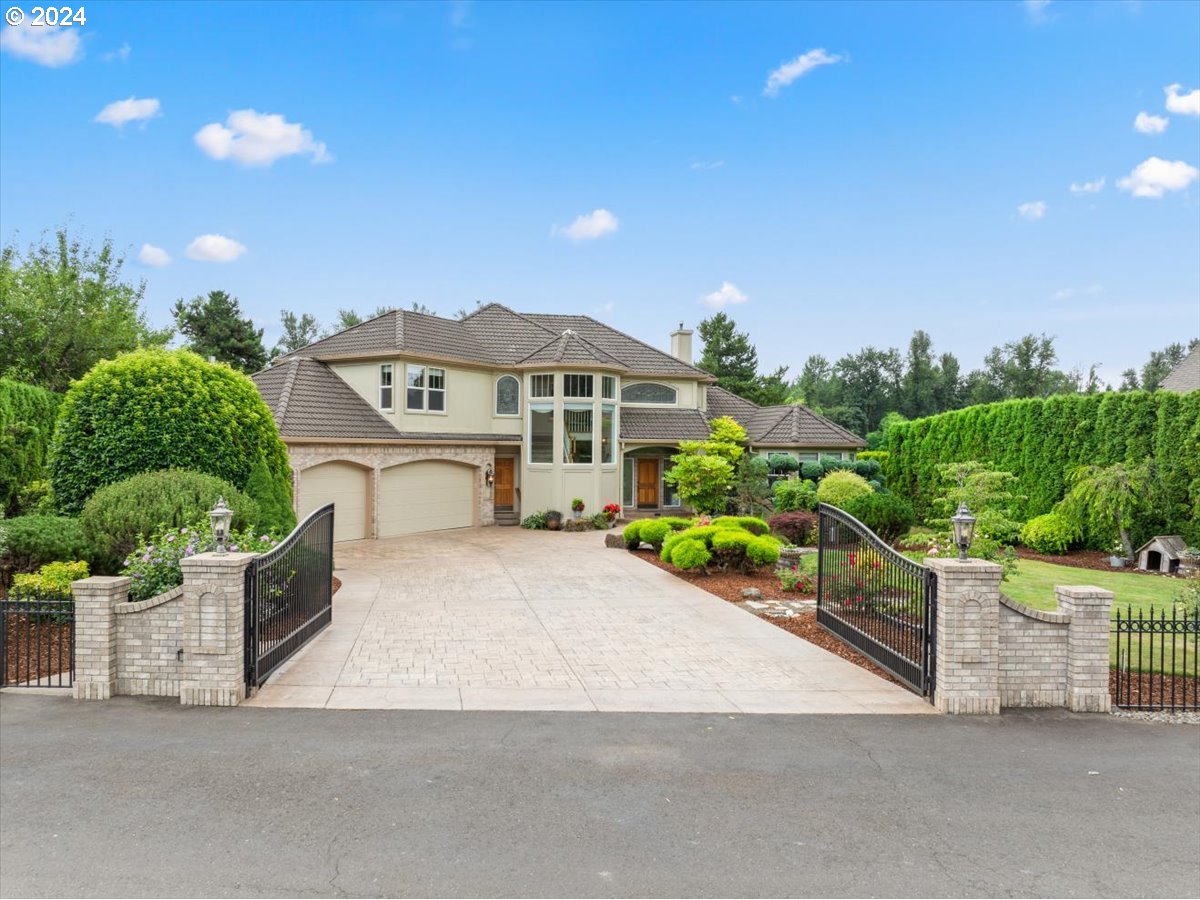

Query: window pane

[798,452,819,461]
[662,459,680,507]
[622,458,634,506]
[530,405,554,463]
[564,374,593,398]
[496,376,519,415]
[380,364,393,387]
[406,388,425,410]
[601,405,615,464]
[531,374,554,398]
[621,382,677,404]
[428,389,445,412]
[602,376,616,399]
[407,366,425,388]
[428,368,445,390]
[564,405,593,464]
[380,386,393,409]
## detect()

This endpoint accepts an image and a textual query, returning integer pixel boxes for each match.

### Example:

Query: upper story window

[530,373,554,398]
[601,376,616,400]
[495,375,520,416]
[621,381,676,404]
[406,364,446,412]
[563,373,593,398]
[379,364,394,411]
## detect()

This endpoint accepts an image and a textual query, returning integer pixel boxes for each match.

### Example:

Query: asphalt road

[1,694,1198,899]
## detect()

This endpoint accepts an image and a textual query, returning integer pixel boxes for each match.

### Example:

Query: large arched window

[621,381,677,404]
[495,375,520,416]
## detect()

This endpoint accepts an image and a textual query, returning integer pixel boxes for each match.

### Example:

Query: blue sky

[2,0,1198,384]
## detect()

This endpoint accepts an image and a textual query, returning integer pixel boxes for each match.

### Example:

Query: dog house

[1135,535,1186,574]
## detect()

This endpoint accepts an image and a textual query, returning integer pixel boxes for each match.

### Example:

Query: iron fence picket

[1112,605,1198,712]
[0,587,75,688]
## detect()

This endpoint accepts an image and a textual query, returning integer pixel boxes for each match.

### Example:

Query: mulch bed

[1111,669,1200,710]
[1014,546,1183,577]
[629,549,902,686]
[3,615,73,686]
[332,575,342,595]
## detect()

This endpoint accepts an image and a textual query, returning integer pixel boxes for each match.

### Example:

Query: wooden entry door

[636,458,659,508]
[494,457,515,508]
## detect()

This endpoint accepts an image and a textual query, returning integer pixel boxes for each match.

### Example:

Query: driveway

[246,528,933,713]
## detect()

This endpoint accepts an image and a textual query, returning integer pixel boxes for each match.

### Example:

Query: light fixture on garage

[209,496,234,555]
[484,463,494,488]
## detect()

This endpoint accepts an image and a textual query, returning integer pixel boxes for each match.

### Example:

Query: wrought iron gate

[245,503,335,688]
[1,587,74,688]
[816,503,936,699]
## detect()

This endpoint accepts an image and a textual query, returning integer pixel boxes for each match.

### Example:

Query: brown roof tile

[620,408,712,442]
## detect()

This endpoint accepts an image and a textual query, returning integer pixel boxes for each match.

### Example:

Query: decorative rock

[604,533,625,549]
[745,600,768,609]
[741,588,763,601]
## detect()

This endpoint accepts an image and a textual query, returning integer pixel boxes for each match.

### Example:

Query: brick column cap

[924,557,1004,576]
[73,575,131,591]
[1055,585,1114,600]
[180,551,258,570]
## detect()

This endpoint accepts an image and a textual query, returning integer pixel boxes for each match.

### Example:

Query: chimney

[670,322,693,365]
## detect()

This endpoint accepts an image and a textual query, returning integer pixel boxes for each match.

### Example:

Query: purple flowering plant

[121,519,280,602]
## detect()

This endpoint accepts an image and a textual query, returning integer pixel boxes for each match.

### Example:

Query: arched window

[621,382,677,404]
[495,375,520,416]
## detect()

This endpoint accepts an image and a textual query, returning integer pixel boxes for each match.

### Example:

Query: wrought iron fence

[1,587,75,688]
[1112,606,1199,711]
[244,504,335,688]
[817,503,936,698]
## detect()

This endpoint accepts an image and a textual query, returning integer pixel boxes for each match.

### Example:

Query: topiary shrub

[820,456,855,475]
[774,478,817,512]
[638,519,674,551]
[49,349,290,514]
[746,535,782,567]
[80,469,259,570]
[661,517,693,532]
[0,379,61,517]
[1019,512,1078,555]
[670,538,712,571]
[852,458,882,481]
[0,515,90,579]
[768,511,818,546]
[622,520,643,549]
[841,492,916,541]
[661,522,779,573]
[816,470,873,509]
[800,461,823,482]
[243,456,296,534]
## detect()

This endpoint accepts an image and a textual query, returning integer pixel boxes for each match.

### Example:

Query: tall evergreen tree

[273,309,321,357]
[901,330,938,419]
[696,312,789,404]
[172,290,267,373]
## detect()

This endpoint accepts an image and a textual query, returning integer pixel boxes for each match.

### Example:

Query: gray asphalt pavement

[1,693,1198,898]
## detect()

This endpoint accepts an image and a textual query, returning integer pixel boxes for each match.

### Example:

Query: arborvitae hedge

[885,391,1200,544]
[0,379,61,516]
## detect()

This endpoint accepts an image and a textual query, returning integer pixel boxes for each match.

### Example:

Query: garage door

[299,462,368,543]
[378,461,475,537]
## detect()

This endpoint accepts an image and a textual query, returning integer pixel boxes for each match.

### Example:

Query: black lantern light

[485,463,494,487]
[209,497,234,555]
[951,502,976,562]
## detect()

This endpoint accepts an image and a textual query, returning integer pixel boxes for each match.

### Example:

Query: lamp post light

[209,497,234,556]
[484,463,494,488]
[951,502,976,562]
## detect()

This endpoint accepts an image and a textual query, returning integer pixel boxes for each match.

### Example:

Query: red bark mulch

[332,575,342,596]
[1110,669,1200,710]
[1014,546,1183,577]
[3,615,73,686]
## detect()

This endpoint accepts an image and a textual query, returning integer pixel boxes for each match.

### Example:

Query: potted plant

[1107,538,1127,568]
[544,510,563,531]
[571,498,585,518]
[603,502,621,527]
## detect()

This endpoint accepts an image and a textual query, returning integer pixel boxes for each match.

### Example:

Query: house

[252,304,864,541]
[1159,344,1200,393]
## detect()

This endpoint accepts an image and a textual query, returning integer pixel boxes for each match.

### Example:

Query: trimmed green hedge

[886,391,1200,544]
[0,515,90,578]
[49,350,291,514]
[0,379,61,517]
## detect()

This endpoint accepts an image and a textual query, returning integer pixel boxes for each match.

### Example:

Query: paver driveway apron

[245,528,934,713]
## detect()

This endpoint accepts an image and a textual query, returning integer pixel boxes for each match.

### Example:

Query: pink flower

[166,534,176,543]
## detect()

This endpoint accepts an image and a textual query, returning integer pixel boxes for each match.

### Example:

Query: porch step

[495,511,520,526]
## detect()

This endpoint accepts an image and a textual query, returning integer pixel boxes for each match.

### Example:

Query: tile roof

[523,312,712,378]
[620,408,713,442]
[1161,344,1200,393]
[706,385,864,448]
[518,329,626,369]
[705,384,760,421]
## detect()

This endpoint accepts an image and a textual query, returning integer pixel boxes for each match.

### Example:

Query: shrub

[638,519,674,550]
[121,519,280,602]
[856,450,889,467]
[80,469,259,570]
[49,349,290,514]
[767,453,800,475]
[800,461,823,481]
[669,538,711,570]
[521,511,548,529]
[816,470,873,509]
[622,520,643,547]
[852,458,882,481]
[11,560,89,601]
[734,455,771,517]
[768,511,818,546]
[1019,512,1077,555]
[746,535,781,567]
[778,565,814,593]
[0,515,90,577]
[0,379,60,517]
[661,525,720,561]
[774,478,817,512]
[842,493,916,541]
[243,456,296,534]
[589,512,610,529]
[820,456,855,475]
[710,515,770,535]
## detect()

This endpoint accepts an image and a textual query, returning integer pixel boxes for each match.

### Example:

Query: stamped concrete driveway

[246,528,934,714]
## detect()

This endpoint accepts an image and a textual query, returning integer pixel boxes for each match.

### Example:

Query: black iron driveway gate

[245,503,335,689]
[816,503,936,700]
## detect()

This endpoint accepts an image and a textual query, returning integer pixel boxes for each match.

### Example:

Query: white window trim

[528,402,555,466]
[378,363,394,412]
[563,373,595,399]
[562,402,595,466]
[494,374,521,418]
[600,403,616,466]
[601,375,617,401]
[405,363,448,416]
[529,372,555,399]
[619,381,678,407]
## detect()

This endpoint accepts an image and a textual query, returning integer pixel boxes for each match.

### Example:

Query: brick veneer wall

[999,598,1070,707]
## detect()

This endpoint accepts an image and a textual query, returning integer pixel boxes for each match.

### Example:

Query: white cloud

[700,281,749,310]
[1117,156,1200,198]
[1024,0,1053,23]
[1017,200,1047,220]
[763,48,844,97]
[1164,83,1200,116]
[194,109,331,167]
[1051,284,1103,301]
[1133,111,1169,134]
[137,244,171,267]
[1069,177,1105,195]
[94,97,162,128]
[102,43,132,63]
[0,20,83,66]
[555,209,619,242]
[730,95,743,104]
[185,234,247,262]
[690,160,725,171]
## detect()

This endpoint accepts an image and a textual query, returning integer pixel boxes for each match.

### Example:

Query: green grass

[1001,559,1182,619]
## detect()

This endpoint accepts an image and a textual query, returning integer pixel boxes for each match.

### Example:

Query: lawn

[1001,559,1184,619]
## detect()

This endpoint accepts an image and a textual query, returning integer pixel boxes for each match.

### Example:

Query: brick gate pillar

[926,557,1004,714]
[1057,586,1113,713]
[72,576,130,700]
[177,552,256,706]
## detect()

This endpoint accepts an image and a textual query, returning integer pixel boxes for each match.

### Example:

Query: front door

[636,458,659,508]
[494,457,515,508]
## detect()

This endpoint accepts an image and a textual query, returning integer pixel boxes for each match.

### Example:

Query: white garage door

[300,462,368,543]
[378,461,475,537]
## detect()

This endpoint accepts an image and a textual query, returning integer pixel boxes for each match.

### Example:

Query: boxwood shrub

[773,478,817,512]
[0,379,60,517]
[660,521,780,573]
[816,470,873,509]
[0,515,90,579]
[841,492,916,541]
[49,350,291,514]
[1018,512,1078,555]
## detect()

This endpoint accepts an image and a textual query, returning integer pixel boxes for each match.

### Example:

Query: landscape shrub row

[0,379,60,517]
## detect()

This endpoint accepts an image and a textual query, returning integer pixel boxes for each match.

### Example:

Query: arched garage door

[379,461,475,537]
[299,462,368,543]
